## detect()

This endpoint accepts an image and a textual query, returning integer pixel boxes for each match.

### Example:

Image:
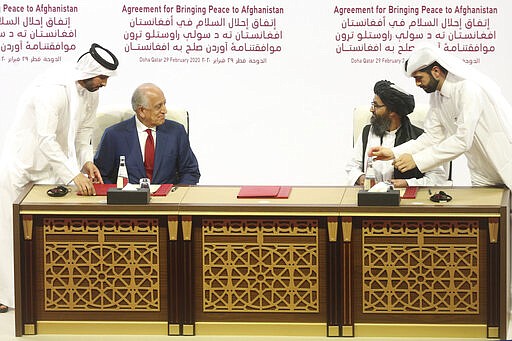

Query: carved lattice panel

[362,219,479,314]
[43,217,160,311]
[202,218,319,313]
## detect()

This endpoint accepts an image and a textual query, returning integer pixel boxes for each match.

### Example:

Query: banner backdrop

[1,0,510,186]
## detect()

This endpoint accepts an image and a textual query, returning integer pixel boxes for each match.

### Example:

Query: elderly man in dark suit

[94,83,200,185]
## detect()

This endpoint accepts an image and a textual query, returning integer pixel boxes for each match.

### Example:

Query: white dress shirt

[135,117,156,162]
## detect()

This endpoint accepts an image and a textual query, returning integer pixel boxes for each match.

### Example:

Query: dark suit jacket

[94,116,200,184]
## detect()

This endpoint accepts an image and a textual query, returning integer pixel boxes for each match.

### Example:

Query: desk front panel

[192,215,327,322]
[33,215,168,321]
[353,216,487,323]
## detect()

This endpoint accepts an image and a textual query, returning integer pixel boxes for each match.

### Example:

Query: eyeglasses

[371,101,386,109]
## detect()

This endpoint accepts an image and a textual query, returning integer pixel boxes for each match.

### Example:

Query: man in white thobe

[370,44,512,189]
[0,43,119,312]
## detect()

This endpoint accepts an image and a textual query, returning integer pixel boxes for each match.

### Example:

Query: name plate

[107,188,150,204]
[357,190,400,206]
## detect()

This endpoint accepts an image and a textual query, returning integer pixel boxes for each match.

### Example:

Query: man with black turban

[345,80,447,188]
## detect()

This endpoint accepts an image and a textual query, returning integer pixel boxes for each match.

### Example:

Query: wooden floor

[0,309,509,341]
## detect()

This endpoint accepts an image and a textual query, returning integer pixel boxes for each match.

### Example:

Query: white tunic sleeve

[33,85,79,184]
[345,131,365,186]
[413,81,481,172]
[75,92,98,169]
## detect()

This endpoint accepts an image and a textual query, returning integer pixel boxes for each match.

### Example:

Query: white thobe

[0,76,98,307]
[393,73,511,187]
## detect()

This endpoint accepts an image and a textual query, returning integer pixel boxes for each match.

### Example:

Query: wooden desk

[13,185,510,339]
[13,184,188,337]
[338,187,510,339]
[178,186,344,336]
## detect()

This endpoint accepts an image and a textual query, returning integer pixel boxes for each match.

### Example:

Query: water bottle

[116,155,129,188]
[364,157,376,191]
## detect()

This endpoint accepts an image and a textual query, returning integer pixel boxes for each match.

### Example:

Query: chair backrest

[352,103,429,146]
[93,108,189,154]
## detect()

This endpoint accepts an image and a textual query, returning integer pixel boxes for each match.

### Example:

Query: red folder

[402,186,418,199]
[237,186,292,199]
[276,186,292,198]
[237,186,280,198]
[152,184,174,196]
[89,183,116,196]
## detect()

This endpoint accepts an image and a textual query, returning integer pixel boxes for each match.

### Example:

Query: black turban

[373,80,415,116]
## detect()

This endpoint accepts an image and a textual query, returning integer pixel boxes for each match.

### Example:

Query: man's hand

[369,146,394,160]
[393,153,416,173]
[82,161,103,184]
[73,173,96,196]
[389,179,408,188]
[356,174,365,186]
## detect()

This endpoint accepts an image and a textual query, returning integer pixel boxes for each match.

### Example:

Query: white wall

[1,0,510,186]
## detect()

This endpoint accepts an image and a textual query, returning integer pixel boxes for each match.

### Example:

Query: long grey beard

[370,114,391,138]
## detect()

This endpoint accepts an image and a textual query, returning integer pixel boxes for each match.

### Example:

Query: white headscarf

[30,44,119,86]
[404,43,512,142]
[74,53,117,79]
[74,43,118,80]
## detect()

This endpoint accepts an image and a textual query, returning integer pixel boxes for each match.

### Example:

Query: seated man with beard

[345,80,448,187]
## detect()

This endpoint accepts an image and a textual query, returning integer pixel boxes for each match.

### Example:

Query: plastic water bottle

[364,157,376,191]
[116,155,129,188]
